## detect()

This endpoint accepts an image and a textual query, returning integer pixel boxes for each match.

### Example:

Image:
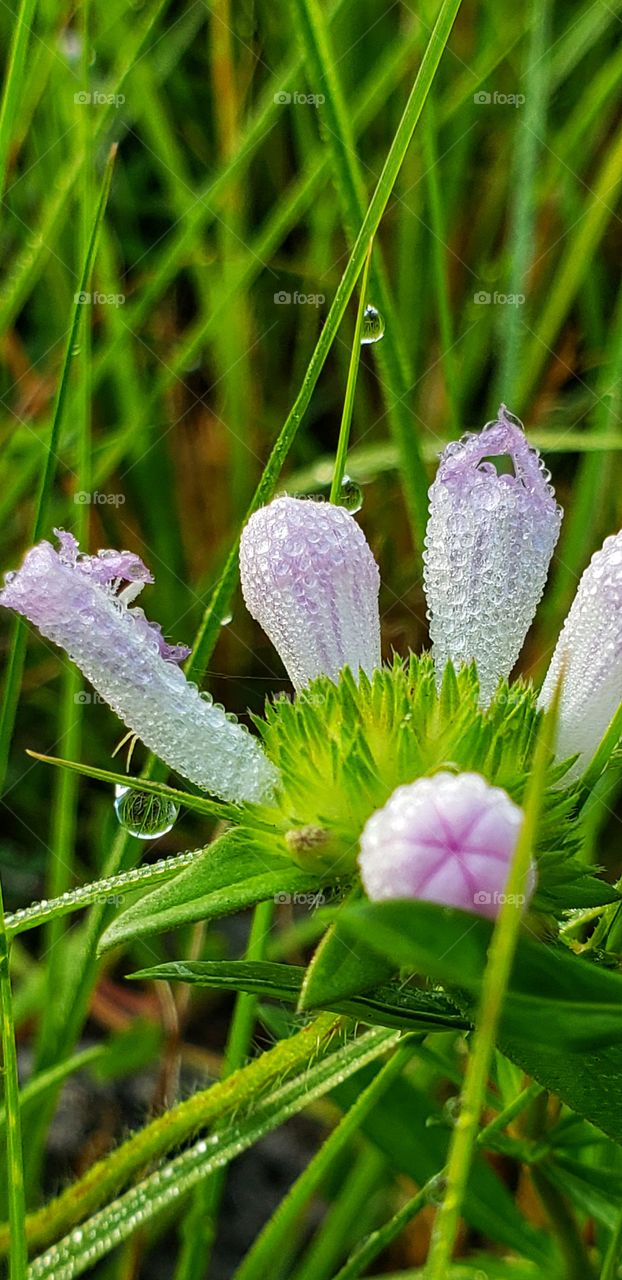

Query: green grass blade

[187,0,465,683]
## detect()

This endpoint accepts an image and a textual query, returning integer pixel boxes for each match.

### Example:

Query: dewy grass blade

[24,1026,398,1279]
[4,1013,344,1255]
[0,145,117,795]
[424,679,562,1279]
[0,880,27,1280]
[293,0,428,544]
[329,240,374,504]
[231,1039,415,1280]
[4,850,202,938]
[174,899,275,1280]
[187,0,464,683]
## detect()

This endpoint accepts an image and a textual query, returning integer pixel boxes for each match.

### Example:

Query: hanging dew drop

[220,612,233,627]
[339,475,363,513]
[360,304,385,344]
[114,785,179,839]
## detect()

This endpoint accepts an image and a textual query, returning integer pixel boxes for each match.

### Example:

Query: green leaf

[98,830,326,953]
[129,959,470,1034]
[298,891,396,1011]
[339,899,622,1144]
[338,899,622,1051]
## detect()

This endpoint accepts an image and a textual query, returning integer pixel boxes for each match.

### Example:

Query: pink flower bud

[358,771,534,919]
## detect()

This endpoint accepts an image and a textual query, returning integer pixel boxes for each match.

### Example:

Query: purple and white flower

[358,771,534,918]
[424,405,562,704]
[0,531,276,803]
[240,495,380,689]
[539,530,622,777]
[3,406,622,917]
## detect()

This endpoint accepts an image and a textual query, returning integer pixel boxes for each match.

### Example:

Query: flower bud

[239,496,381,689]
[358,771,534,919]
[539,530,622,777]
[0,531,276,804]
[424,406,561,704]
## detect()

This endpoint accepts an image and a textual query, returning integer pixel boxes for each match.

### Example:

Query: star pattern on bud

[358,771,534,919]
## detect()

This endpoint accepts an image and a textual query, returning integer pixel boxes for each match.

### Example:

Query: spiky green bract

[243,654,595,909]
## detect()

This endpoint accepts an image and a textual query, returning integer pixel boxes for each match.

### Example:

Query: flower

[358,771,534,918]
[239,496,381,689]
[539,530,622,778]
[423,405,562,704]
[0,531,276,803]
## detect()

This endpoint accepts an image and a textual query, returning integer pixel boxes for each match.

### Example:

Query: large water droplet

[361,304,385,344]
[339,475,363,513]
[114,785,179,839]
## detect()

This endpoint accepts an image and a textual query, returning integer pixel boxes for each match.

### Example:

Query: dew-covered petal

[239,496,381,689]
[358,771,534,919]
[539,529,622,778]
[423,406,562,704]
[0,534,276,804]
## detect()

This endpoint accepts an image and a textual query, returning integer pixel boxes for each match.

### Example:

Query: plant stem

[424,689,561,1278]
[187,0,465,684]
[0,881,27,1279]
[232,1039,415,1280]
[175,899,275,1280]
[330,241,374,504]
[333,1081,544,1280]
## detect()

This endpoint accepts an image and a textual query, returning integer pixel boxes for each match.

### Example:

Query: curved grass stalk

[24,1025,397,1280]
[424,682,561,1278]
[0,1013,342,1256]
[0,881,27,1279]
[231,1039,415,1280]
[187,0,465,684]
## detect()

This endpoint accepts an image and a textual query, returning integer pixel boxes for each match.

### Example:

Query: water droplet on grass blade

[114,785,178,839]
[339,475,363,512]
[361,304,385,344]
